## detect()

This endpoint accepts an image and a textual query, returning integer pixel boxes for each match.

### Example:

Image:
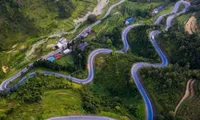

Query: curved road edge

[47,116,116,120]
[0,0,125,91]
[0,1,190,120]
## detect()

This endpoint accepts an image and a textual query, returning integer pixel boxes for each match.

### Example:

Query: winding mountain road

[73,0,125,40]
[0,0,190,120]
[47,116,115,120]
[0,0,125,91]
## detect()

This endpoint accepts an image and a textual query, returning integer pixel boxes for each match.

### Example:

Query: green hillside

[0,0,200,120]
[0,0,97,51]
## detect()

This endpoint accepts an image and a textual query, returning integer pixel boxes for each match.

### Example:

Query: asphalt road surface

[47,116,116,120]
[0,1,190,120]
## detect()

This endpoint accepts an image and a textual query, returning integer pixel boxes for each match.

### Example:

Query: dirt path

[189,80,195,99]
[174,80,192,116]
[25,0,110,59]
[174,79,195,116]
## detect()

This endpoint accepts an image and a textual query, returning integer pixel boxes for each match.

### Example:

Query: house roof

[125,17,134,23]
[63,49,72,54]
[57,42,63,48]
[54,54,61,59]
[57,37,70,45]
[47,56,56,62]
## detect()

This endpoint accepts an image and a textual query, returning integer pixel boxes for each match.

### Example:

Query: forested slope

[158,25,200,69]
[0,0,75,51]
[140,20,200,120]
[140,66,200,120]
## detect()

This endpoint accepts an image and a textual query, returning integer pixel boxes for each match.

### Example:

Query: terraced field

[22,0,98,33]
[0,0,99,81]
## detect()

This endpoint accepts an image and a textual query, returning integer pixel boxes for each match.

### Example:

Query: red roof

[54,54,61,59]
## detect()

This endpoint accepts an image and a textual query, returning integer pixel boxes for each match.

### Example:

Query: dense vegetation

[56,0,75,19]
[121,1,152,18]
[33,59,76,73]
[128,0,177,2]
[14,74,72,103]
[140,66,200,120]
[0,52,147,119]
[177,90,200,120]
[128,25,160,61]
[158,25,200,69]
[87,14,97,23]
[71,46,88,71]
[0,70,5,80]
[139,23,200,120]
[0,0,39,50]
[0,74,78,119]
[92,25,124,49]
[189,0,200,13]
[84,52,147,119]
[0,0,75,51]
[1,0,200,119]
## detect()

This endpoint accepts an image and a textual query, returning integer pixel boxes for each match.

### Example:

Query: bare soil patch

[185,15,199,34]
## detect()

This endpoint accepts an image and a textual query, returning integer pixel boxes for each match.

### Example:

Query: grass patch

[128,25,160,62]
[140,66,200,119]
[40,89,83,118]
[177,12,193,27]
[55,55,73,65]
[176,82,200,120]
[0,0,98,78]
[3,89,83,120]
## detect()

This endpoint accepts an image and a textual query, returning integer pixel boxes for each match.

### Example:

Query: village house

[56,37,70,49]
[63,49,72,54]
[123,17,134,25]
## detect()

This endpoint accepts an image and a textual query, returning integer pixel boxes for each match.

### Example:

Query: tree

[58,6,68,18]
[87,14,97,23]
[156,114,165,120]
[158,25,200,69]
[57,1,74,19]
[0,113,6,120]
[82,101,97,113]
[106,39,112,45]
[0,91,9,97]
[33,59,76,72]
[166,79,172,88]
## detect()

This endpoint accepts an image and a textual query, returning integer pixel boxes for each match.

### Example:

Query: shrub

[87,14,97,23]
